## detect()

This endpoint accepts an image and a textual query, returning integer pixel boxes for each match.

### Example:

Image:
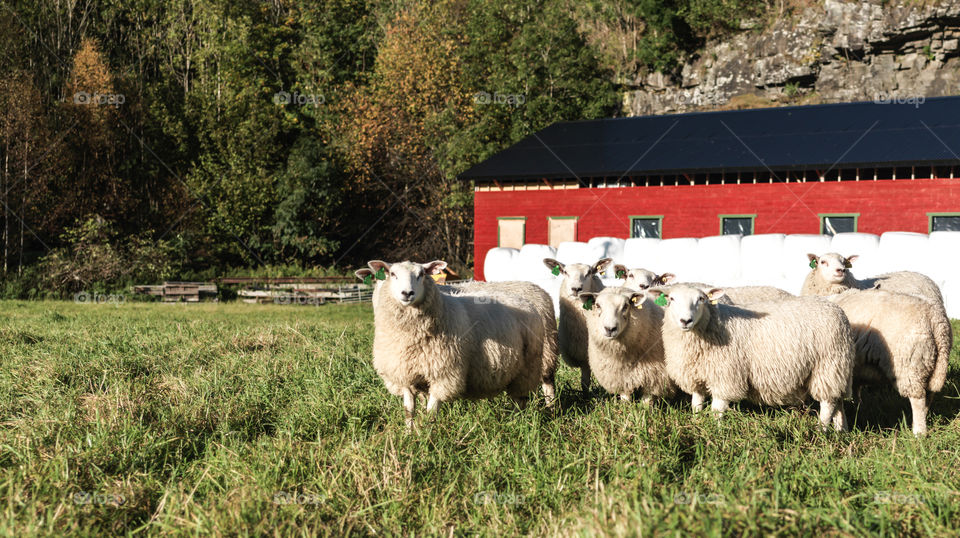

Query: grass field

[1,300,959,535]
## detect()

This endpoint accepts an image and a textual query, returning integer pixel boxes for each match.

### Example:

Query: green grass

[1,301,959,535]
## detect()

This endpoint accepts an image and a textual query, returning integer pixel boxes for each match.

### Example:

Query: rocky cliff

[625,0,960,115]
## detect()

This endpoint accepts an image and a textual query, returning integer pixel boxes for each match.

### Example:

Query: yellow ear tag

[631,296,643,309]
[710,300,718,305]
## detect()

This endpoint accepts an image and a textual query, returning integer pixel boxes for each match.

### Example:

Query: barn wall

[473,178,960,280]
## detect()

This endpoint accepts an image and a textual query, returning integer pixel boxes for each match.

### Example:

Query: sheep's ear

[807,253,818,263]
[614,264,628,279]
[657,273,677,285]
[706,288,725,302]
[647,287,669,307]
[368,260,390,272]
[846,255,859,266]
[593,258,613,274]
[355,268,373,280]
[543,258,564,276]
[577,292,598,310]
[629,292,648,309]
[422,260,447,275]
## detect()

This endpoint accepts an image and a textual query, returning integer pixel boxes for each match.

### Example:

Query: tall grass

[0,301,957,535]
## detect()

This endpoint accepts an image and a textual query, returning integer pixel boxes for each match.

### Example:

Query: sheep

[366,260,550,428]
[651,284,855,431]
[802,253,944,305]
[574,287,676,402]
[612,264,672,290]
[356,269,559,405]
[543,257,613,393]
[827,288,952,436]
[635,271,791,305]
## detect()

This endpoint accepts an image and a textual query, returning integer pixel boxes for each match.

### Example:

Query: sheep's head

[614,265,659,290]
[808,253,857,284]
[367,260,446,307]
[650,285,725,332]
[577,288,646,339]
[543,257,611,297]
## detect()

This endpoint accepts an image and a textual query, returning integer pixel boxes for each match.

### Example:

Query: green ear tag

[375,267,386,280]
[616,270,626,279]
[582,297,594,310]
[363,274,373,285]
[843,260,852,269]
[809,259,817,269]
[655,293,668,307]
[551,266,560,276]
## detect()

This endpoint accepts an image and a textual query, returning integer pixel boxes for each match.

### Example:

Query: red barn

[459,98,960,280]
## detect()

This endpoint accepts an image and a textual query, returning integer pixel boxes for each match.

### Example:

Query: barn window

[630,216,662,239]
[929,213,960,232]
[720,215,754,236]
[820,214,858,236]
[547,217,577,247]
[497,217,525,249]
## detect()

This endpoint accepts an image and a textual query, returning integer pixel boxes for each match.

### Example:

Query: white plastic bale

[622,238,662,270]
[483,247,519,282]
[588,237,626,278]
[648,238,700,282]
[928,231,960,286]
[555,241,601,265]
[877,232,932,276]
[782,234,833,294]
[692,235,743,286]
[939,279,960,319]
[739,234,786,288]
[517,244,559,282]
[829,233,882,278]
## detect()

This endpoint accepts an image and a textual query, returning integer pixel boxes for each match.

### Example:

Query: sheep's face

[544,258,611,297]
[623,268,658,290]
[655,285,724,331]
[368,260,446,307]
[580,289,647,339]
[809,253,857,284]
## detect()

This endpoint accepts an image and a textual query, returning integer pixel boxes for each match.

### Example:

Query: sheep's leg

[691,392,707,413]
[402,389,416,430]
[619,393,631,402]
[580,366,591,394]
[910,396,928,437]
[426,394,441,418]
[819,400,839,432]
[640,394,653,406]
[831,402,849,432]
[542,381,556,408]
[710,398,729,419]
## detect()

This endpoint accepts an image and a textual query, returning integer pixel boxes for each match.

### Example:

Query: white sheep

[543,257,613,393]
[633,271,792,305]
[828,288,952,436]
[575,287,676,402]
[802,253,943,304]
[612,264,672,290]
[651,284,855,431]
[367,260,550,428]
[356,269,560,405]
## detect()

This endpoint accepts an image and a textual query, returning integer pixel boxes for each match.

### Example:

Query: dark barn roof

[458,97,960,182]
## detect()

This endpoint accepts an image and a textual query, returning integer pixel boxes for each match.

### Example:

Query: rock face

[625,0,960,116]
